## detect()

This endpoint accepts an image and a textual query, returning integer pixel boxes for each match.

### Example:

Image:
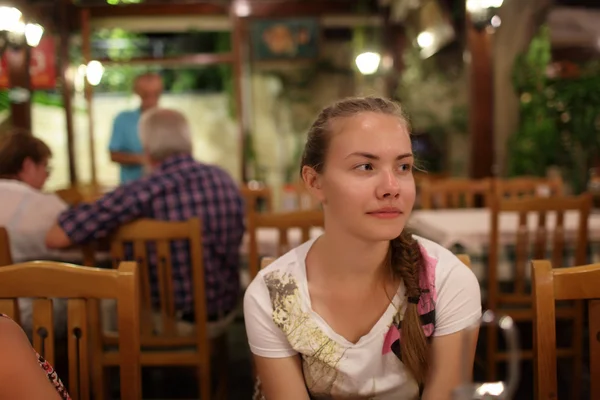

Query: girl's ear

[301,165,325,204]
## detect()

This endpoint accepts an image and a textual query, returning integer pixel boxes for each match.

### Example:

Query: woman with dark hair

[0,132,67,262]
[244,97,481,399]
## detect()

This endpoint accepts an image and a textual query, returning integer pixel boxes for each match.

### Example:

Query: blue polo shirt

[109,109,144,183]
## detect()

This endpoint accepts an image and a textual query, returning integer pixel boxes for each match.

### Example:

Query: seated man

[0,132,67,263]
[46,108,246,323]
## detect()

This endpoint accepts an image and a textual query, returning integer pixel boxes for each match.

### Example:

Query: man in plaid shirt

[45,108,245,320]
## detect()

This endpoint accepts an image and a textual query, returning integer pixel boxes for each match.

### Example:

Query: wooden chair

[420,178,493,209]
[248,210,324,279]
[96,218,225,400]
[0,226,12,267]
[532,260,600,400]
[0,261,141,400]
[494,176,564,199]
[240,184,273,215]
[487,194,592,397]
[456,254,471,268]
[55,187,85,206]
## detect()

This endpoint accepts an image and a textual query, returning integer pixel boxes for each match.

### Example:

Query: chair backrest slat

[0,227,12,266]
[248,210,324,279]
[0,261,141,400]
[32,298,55,364]
[67,299,90,400]
[156,239,176,336]
[0,299,19,322]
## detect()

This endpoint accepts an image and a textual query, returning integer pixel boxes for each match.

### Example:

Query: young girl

[244,97,482,399]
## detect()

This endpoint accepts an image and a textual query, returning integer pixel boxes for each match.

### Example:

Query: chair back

[248,210,324,279]
[532,260,600,399]
[456,254,471,269]
[240,184,273,214]
[109,218,207,340]
[489,194,591,309]
[494,177,563,199]
[420,178,493,209]
[0,261,141,400]
[0,226,12,266]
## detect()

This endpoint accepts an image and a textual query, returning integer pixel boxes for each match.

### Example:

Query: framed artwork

[250,18,319,61]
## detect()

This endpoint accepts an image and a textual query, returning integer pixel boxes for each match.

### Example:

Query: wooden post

[467,15,495,179]
[60,0,77,185]
[6,46,32,133]
[382,7,405,99]
[81,8,97,185]
[231,4,248,182]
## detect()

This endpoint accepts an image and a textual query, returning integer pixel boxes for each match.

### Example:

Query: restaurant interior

[1,0,600,399]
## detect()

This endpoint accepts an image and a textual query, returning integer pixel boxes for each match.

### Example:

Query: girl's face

[305,111,416,243]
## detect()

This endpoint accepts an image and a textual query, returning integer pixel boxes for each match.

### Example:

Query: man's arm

[109,113,144,166]
[110,151,145,166]
[45,223,73,249]
[45,184,145,249]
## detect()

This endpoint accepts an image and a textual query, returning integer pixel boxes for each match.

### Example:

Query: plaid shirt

[58,154,245,316]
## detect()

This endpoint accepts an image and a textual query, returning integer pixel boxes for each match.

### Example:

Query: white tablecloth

[407,209,600,253]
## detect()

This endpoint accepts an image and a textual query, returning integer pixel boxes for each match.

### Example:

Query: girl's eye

[399,164,412,172]
[355,163,374,171]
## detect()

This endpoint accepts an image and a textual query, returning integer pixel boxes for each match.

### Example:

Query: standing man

[109,72,163,183]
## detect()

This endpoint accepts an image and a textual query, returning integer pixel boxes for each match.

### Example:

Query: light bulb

[355,52,381,75]
[417,31,434,48]
[86,60,105,86]
[0,7,22,32]
[25,23,43,47]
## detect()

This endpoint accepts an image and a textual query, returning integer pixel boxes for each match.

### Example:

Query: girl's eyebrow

[345,152,414,160]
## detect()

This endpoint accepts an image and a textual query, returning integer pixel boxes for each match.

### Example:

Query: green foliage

[508,25,600,193]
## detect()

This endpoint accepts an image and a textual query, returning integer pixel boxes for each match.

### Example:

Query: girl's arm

[421,327,480,400]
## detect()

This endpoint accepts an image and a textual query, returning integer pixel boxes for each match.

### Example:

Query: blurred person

[109,72,163,183]
[0,132,70,340]
[46,108,245,326]
[0,132,67,262]
[0,314,70,399]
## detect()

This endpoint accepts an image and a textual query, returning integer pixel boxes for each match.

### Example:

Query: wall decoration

[250,18,319,61]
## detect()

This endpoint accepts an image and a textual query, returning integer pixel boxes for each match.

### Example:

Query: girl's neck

[308,228,391,285]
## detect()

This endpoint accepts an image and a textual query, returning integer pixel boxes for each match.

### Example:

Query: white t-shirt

[244,235,482,399]
[0,179,68,263]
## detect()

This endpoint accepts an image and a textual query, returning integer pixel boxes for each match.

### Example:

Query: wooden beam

[242,1,361,17]
[81,8,97,185]
[232,11,248,182]
[467,15,495,179]
[87,3,227,18]
[98,53,235,67]
[60,0,77,185]
[6,47,32,133]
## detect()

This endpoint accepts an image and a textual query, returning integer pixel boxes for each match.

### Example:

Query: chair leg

[198,364,211,400]
[216,334,229,400]
[486,324,497,382]
[91,364,105,400]
[571,304,584,400]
